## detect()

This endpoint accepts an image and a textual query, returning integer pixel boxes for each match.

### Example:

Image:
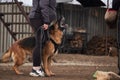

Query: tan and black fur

[0,18,66,76]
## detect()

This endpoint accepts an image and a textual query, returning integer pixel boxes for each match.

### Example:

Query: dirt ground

[0,53,118,80]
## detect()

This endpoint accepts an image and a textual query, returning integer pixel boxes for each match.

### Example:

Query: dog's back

[18,36,35,49]
[0,36,35,63]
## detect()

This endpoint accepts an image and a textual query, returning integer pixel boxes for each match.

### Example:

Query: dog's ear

[49,16,66,30]
[49,19,58,30]
[54,22,59,30]
[57,16,67,31]
[58,16,65,27]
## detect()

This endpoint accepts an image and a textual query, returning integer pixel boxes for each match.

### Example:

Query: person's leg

[117,10,120,75]
[33,29,42,66]
[112,0,120,10]
[118,26,120,74]
[118,49,120,75]
[29,19,44,77]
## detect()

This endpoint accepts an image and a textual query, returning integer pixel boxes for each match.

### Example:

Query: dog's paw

[16,72,24,75]
[50,73,55,76]
[45,74,51,77]
[50,71,55,76]
[45,72,55,77]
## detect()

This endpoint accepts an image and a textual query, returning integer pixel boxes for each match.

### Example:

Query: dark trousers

[30,18,49,66]
[112,0,120,10]
[117,10,120,72]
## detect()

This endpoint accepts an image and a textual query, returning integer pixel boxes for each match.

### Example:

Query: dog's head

[49,16,67,44]
[49,16,67,31]
[58,16,67,31]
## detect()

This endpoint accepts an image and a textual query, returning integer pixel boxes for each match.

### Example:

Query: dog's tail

[0,49,12,63]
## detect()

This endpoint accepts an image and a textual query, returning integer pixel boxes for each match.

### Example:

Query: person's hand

[42,24,49,30]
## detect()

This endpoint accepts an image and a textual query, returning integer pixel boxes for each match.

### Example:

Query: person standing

[112,0,120,75]
[28,0,57,77]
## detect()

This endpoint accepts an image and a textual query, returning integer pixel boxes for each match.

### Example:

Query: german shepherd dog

[0,17,66,76]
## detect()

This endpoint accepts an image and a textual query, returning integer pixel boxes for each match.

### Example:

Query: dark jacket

[29,0,57,24]
[112,0,120,10]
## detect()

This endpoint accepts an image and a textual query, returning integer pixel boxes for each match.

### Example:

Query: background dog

[0,17,66,76]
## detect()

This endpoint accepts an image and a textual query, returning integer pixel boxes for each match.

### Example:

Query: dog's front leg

[13,63,23,74]
[43,54,51,77]
[48,56,55,76]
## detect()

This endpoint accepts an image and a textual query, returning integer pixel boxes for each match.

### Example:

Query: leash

[41,26,50,46]
[35,25,50,64]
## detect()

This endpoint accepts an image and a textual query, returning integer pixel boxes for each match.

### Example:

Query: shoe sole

[29,73,45,77]
[29,73,39,77]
